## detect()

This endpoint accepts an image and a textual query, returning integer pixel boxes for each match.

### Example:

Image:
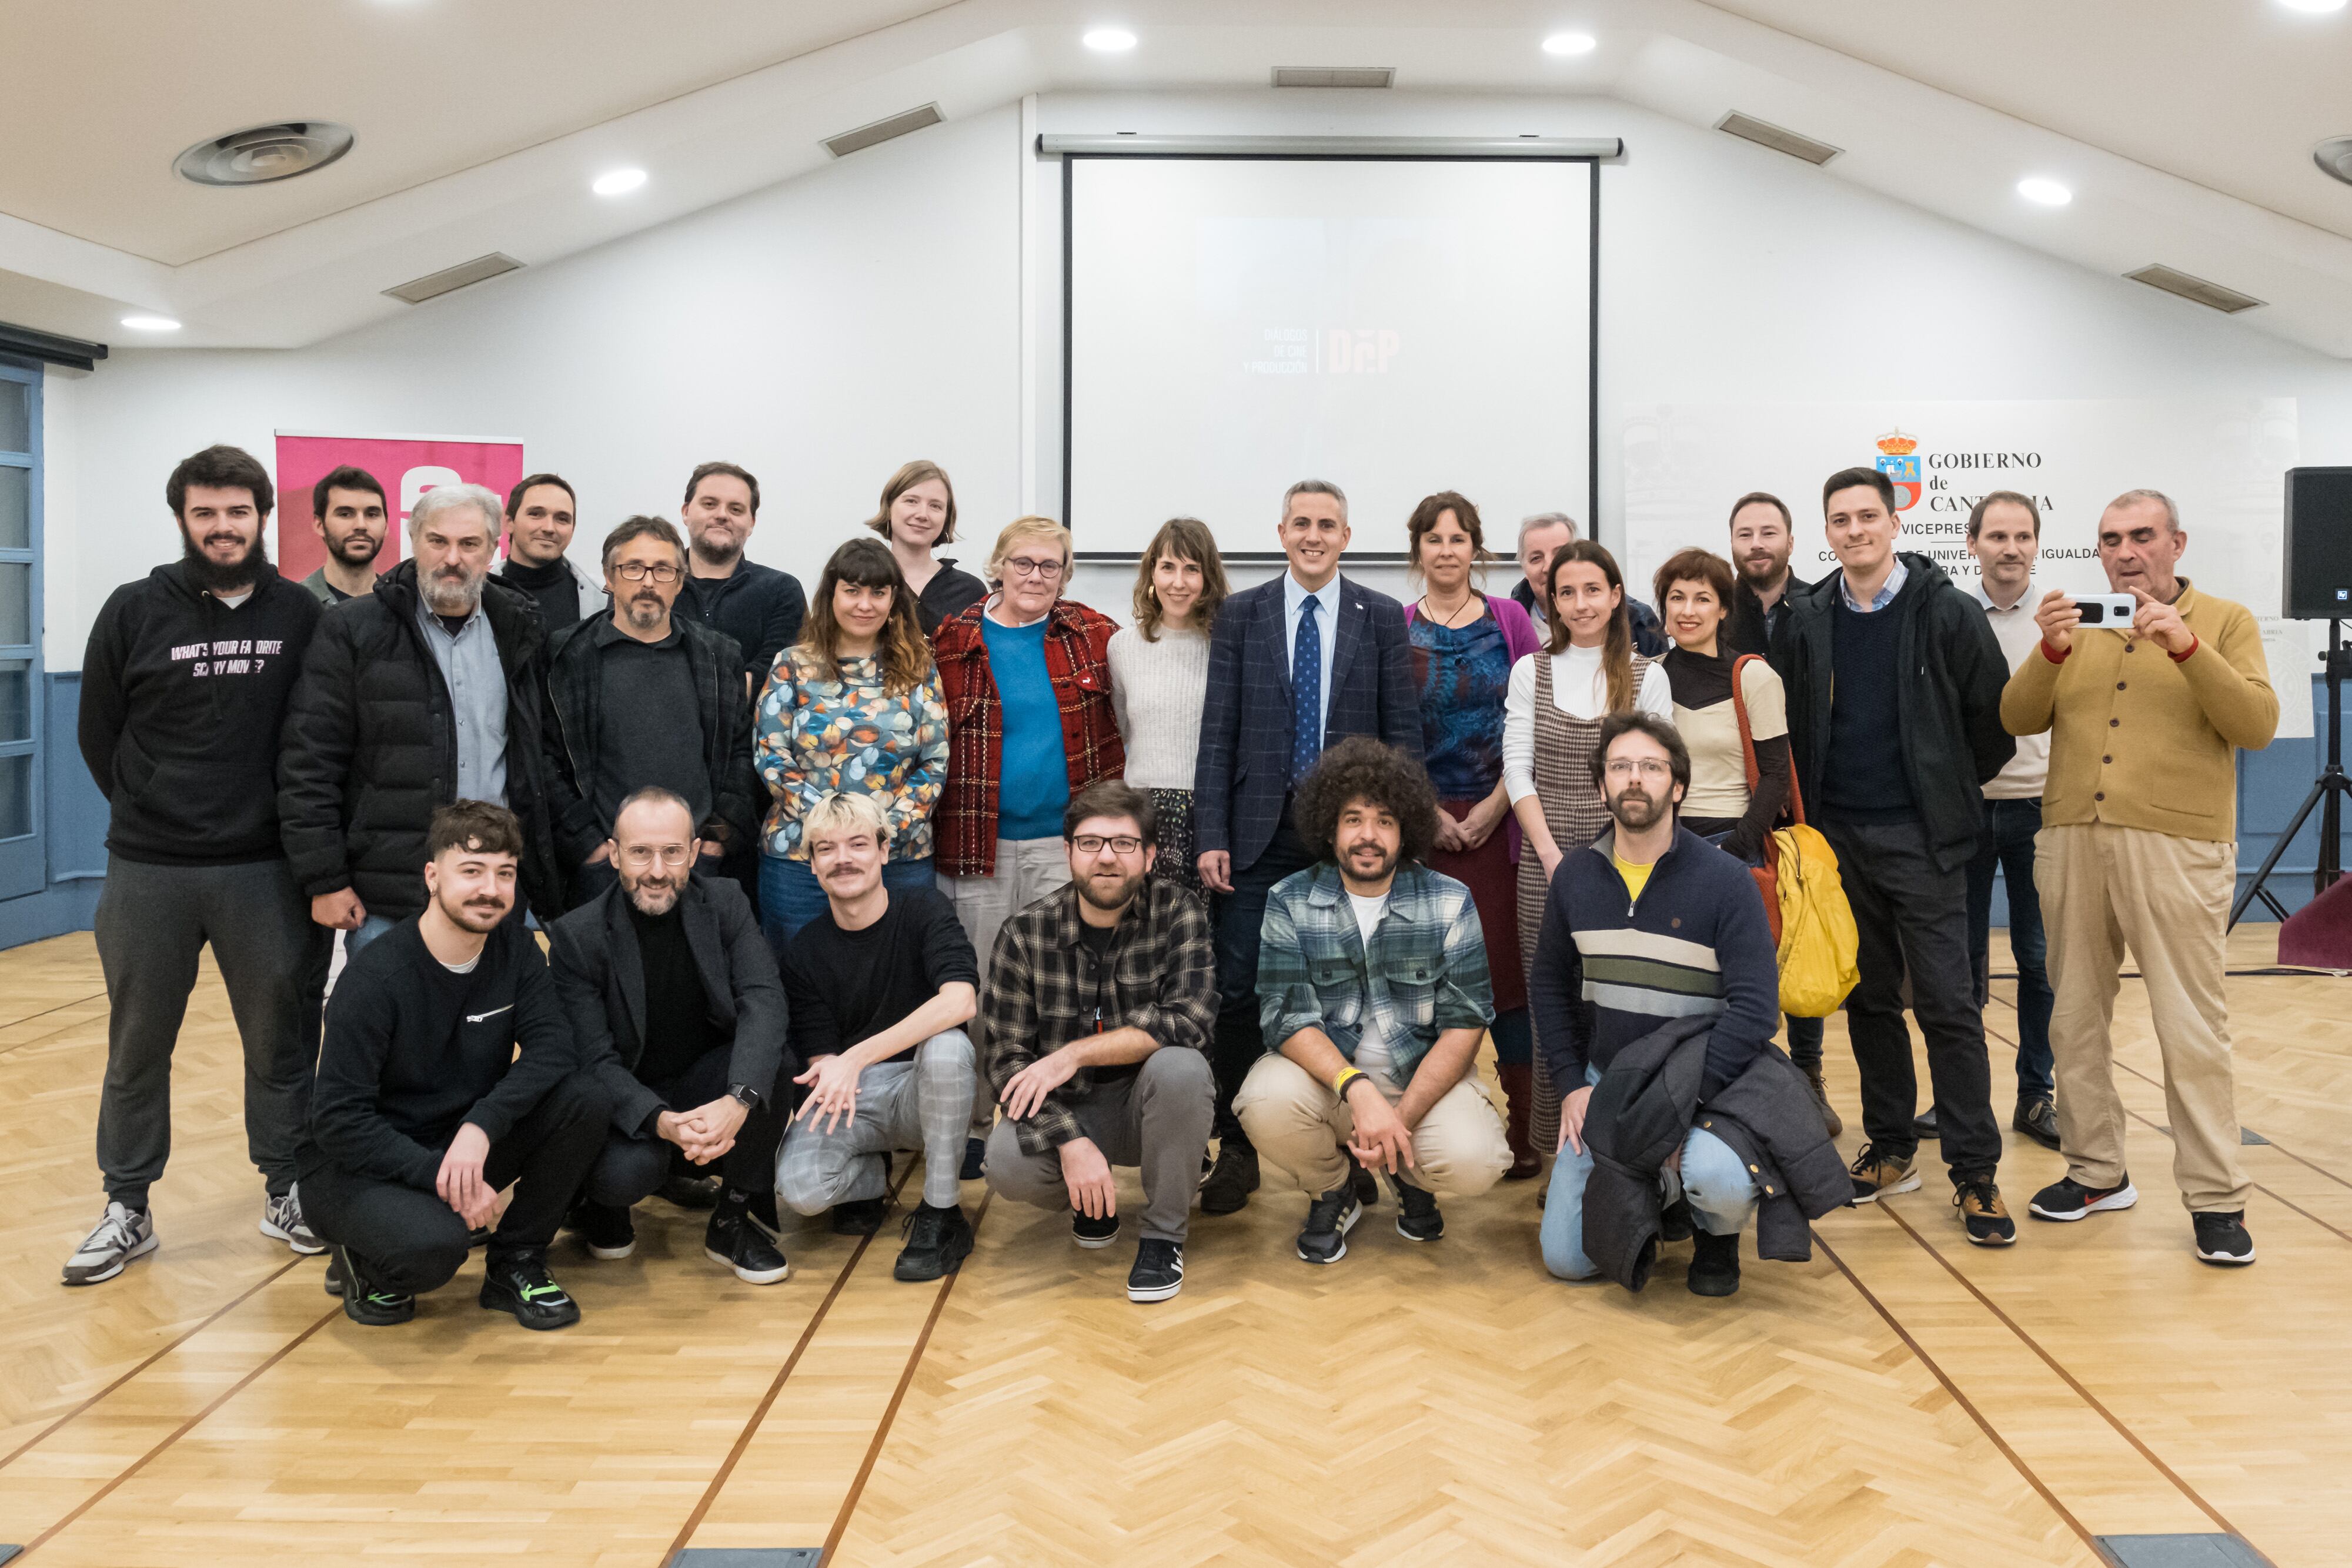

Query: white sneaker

[63,1201,158,1286]
[260,1184,326,1255]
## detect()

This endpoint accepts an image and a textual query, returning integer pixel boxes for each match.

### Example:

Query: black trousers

[580,1042,783,1206]
[302,1074,611,1295]
[1208,810,1318,1145]
[1819,815,2000,1183]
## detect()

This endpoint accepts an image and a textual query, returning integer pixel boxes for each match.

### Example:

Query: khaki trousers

[1234,1053,1511,1201]
[2037,821,2250,1213]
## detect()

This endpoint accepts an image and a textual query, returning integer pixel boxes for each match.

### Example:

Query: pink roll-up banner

[273,431,526,582]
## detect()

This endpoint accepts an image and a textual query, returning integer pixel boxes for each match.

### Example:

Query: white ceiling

[8,0,2352,356]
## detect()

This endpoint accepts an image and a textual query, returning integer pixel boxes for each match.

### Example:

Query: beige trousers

[1234,1052,1512,1201]
[2037,821,2250,1213]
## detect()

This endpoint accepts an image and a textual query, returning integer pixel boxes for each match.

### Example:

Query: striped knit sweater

[1528,823,1782,1095]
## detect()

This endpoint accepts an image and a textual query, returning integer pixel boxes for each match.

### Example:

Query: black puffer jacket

[1774,552,2014,872]
[278,562,563,920]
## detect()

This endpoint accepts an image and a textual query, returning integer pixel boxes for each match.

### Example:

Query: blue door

[0,359,44,900]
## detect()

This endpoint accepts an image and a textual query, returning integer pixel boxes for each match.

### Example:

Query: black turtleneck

[502,556,584,632]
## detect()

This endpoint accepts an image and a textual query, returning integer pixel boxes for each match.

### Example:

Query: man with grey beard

[281,483,566,960]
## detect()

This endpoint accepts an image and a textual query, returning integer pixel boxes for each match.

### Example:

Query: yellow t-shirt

[1613,852,1655,906]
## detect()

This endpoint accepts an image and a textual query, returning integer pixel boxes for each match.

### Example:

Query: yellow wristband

[1332,1067,1365,1099]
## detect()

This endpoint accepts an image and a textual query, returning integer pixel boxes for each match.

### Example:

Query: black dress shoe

[659,1172,723,1210]
[2013,1096,2061,1151]
[1912,1106,1940,1141]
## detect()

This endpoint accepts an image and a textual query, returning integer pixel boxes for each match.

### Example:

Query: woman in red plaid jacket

[931,516,1126,1170]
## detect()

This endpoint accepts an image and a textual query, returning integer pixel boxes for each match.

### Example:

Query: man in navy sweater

[1775,466,2016,1245]
[303,801,610,1331]
[1529,713,1782,1295]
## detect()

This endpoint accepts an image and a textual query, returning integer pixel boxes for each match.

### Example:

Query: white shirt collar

[1970,577,2034,614]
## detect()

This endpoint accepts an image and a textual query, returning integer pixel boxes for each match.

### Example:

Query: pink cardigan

[1402,591,1541,860]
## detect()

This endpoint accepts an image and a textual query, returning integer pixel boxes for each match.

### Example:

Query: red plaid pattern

[933,599,1125,877]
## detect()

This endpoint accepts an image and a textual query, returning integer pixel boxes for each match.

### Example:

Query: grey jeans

[983,1047,1215,1244]
[93,854,330,1208]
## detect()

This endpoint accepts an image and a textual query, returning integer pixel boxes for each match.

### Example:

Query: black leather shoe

[658,1172,723,1210]
[706,1189,791,1284]
[1912,1106,1940,1141]
[2013,1096,2061,1151]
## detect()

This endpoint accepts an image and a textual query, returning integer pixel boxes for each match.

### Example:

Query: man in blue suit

[1192,479,1423,1213]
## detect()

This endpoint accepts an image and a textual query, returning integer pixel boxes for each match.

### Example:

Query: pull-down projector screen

[1064,152,1597,559]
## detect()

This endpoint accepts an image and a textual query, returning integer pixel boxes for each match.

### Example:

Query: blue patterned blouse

[1409,610,1514,801]
[754,647,950,862]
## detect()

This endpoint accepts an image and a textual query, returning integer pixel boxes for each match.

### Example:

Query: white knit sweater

[1108,624,1210,790]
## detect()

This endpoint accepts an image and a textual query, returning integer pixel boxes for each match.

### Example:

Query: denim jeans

[342,912,401,965]
[1541,1065,1762,1281]
[1965,796,2056,1102]
[759,852,936,949]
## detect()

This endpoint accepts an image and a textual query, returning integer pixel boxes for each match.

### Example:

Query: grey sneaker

[260,1185,326,1255]
[62,1201,158,1286]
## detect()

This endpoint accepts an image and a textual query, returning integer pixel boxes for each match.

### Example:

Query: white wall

[46,88,2352,665]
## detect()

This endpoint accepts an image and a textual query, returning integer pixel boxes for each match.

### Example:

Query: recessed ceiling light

[2017,176,2073,207]
[1083,27,1137,51]
[591,167,646,196]
[1542,32,1598,56]
[121,315,182,332]
[2280,0,2347,14]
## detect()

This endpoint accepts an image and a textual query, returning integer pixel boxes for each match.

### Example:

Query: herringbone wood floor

[1,928,2347,1565]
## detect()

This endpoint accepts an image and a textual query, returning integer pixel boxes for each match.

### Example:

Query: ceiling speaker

[174,122,355,187]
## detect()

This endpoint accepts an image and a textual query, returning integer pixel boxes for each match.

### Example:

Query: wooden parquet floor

[1,927,2348,1565]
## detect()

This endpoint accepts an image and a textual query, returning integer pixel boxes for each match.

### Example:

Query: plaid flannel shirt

[1257,861,1495,1084]
[982,876,1218,1155]
[932,599,1125,878]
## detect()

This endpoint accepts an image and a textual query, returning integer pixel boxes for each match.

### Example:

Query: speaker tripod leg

[2231,774,2335,931]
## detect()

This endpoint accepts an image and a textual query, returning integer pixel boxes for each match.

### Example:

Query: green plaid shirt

[1257,861,1494,1083]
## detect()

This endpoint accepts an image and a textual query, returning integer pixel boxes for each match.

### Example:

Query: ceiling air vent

[2126,264,2264,315]
[174,122,355,186]
[1715,111,1840,166]
[1272,66,1395,89]
[383,253,524,306]
[825,103,944,158]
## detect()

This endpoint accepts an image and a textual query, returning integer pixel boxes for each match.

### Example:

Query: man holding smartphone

[2002,490,2276,1265]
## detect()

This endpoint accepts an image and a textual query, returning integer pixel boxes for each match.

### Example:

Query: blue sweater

[981,615,1070,839]
[1528,823,1783,1094]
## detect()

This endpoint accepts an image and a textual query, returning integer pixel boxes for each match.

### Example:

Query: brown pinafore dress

[1514,649,1653,1154]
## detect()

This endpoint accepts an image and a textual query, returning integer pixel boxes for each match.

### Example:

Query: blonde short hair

[985,516,1073,586]
[801,791,891,853]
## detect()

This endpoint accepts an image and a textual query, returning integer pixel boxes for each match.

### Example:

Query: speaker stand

[2231,617,2348,929]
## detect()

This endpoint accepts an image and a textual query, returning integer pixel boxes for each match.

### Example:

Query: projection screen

[1059,140,1605,559]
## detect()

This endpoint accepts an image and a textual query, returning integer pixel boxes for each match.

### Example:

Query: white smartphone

[2069,592,2139,628]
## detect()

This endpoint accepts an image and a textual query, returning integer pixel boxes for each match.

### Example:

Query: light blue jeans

[1541,1064,1761,1281]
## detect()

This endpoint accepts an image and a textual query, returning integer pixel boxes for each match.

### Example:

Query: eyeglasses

[1003,557,1067,580]
[613,561,682,584]
[1603,758,1673,780]
[1071,834,1144,855]
[618,843,693,868]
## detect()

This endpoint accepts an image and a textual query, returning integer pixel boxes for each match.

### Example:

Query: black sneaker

[1389,1176,1444,1242]
[959,1136,987,1182]
[1296,1186,1362,1265]
[2028,1174,2138,1222]
[1955,1179,2016,1246]
[323,1251,345,1296]
[2013,1096,2062,1152]
[894,1202,975,1282]
[1200,1141,1259,1216]
[1072,1209,1120,1249]
[659,1171,723,1210]
[1128,1238,1184,1303]
[1687,1230,1741,1296]
[831,1196,890,1236]
[705,1190,791,1285]
[1658,1197,1695,1243]
[336,1244,415,1326]
[2193,1211,2256,1266]
[1349,1152,1379,1211]
[480,1249,579,1329]
[579,1201,636,1261]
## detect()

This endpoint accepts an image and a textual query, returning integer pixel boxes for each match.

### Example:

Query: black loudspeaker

[2285,466,2352,618]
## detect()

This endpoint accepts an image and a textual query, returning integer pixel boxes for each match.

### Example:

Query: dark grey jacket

[545,872,791,1138]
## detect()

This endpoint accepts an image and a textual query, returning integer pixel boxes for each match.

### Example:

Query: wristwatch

[727,1083,763,1112]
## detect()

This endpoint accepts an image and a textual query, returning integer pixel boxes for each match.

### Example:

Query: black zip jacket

[79,561,322,865]
[676,559,806,691]
[542,609,760,894]
[1725,569,1811,660]
[277,561,563,920]
[1772,553,2014,874]
[303,917,598,1190]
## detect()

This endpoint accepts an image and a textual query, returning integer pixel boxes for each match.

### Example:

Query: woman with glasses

[752,537,948,944]
[1108,518,1229,899]
[1504,539,1672,1154]
[866,459,988,637]
[1401,492,1546,1178]
[932,516,1125,1172]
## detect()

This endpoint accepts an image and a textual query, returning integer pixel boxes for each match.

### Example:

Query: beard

[1075,866,1145,913]
[1339,838,1398,885]
[439,888,510,934]
[1606,784,1672,832]
[327,527,383,567]
[625,874,680,916]
[691,530,742,569]
[621,589,670,630]
[1735,551,1787,588]
[422,560,486,616]
[179,524,268,593]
